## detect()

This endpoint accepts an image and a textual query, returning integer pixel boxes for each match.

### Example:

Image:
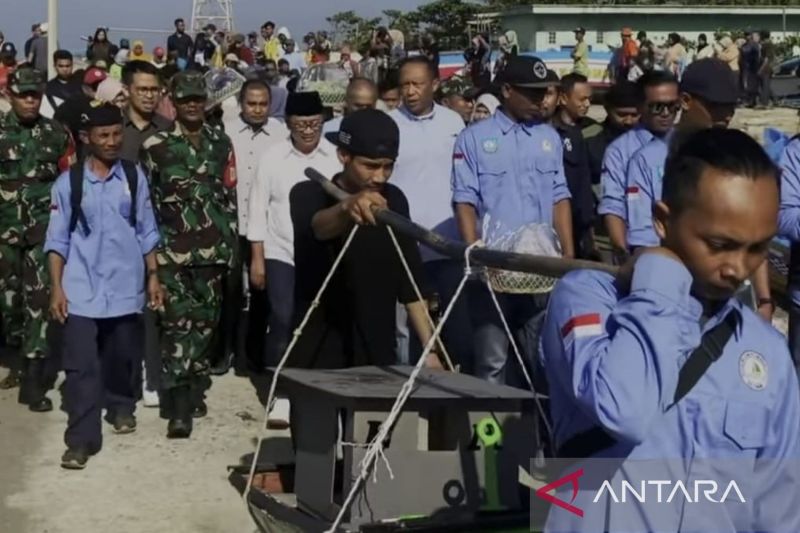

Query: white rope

[340,442,395,483]
[242,225,360,506]
[385,225,455,371]
[482,277,554,443]
[325,240,481,532]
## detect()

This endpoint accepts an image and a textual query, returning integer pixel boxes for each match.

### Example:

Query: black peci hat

[325,109,399,160]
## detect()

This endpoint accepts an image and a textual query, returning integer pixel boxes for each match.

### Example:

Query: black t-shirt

[54,93,92,157]
[168,32,194,59]
[554,118,595,257]
[46,78,82,108]
[289,178,428,369]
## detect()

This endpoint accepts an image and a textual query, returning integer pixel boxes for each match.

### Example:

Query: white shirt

[247,137,340,265]
[224,114,288,235]
[389,104,465,261]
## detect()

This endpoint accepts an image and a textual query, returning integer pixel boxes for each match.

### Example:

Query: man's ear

[78,129,90,146]
[336,147,349,166]
[558,91,567,107]
[432,77,440,94]
[680,92,691,112]
[653,200,671,241]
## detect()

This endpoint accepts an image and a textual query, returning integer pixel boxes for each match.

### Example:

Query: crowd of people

[1,16,800,529]
[594,27,779,108]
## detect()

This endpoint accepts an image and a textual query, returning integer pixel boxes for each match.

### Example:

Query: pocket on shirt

[722,400,769,451]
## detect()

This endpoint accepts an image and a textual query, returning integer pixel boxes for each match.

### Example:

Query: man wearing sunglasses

[626,58,773,321]
[598,71,678,263]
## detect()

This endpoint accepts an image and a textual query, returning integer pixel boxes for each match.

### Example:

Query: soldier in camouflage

[140,71,238,439]
[0,67,74,411]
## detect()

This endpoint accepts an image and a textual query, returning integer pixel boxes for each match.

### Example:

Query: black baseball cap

[325,109,400,160]
[680,58,738,105]
[500,55,558,89]
[574,27,586,34]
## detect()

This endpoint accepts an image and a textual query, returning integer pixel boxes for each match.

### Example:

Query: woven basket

[484,223,562,295]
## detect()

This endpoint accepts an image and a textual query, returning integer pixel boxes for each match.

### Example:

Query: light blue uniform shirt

[778,137,800,305]
[540,254,800,533]
[390,104,464,261]
[322,115,343,136]
[451,109,570,242]
[44,161,160,319]
[597,126,654,219]
[624,134,670,247]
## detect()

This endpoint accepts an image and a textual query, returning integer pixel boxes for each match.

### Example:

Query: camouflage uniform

[0,70,74,361]
[140,74,238,392]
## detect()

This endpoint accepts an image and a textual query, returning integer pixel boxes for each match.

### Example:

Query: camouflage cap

[171,71,208,100]
[8,68,46,94]
[438,75,472,98]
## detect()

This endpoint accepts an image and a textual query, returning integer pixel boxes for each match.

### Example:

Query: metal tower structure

[191,0,235,34]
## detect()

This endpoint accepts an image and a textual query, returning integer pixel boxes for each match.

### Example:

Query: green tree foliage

[326,10,382,51]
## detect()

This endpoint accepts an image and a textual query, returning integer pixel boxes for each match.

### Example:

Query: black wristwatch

[757,298,774,308]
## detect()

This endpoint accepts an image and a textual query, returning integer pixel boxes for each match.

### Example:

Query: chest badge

[563,138,573,152]
[482,138,498,154]
[739,351,768,391]
[542,139,552,152]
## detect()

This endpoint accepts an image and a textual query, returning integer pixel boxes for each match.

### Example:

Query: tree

[326,10,382,50]
[413,0,479,50]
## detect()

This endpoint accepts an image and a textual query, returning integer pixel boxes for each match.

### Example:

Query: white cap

[39,22,49,33]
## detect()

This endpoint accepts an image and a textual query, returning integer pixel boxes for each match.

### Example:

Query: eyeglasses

[133,87,160,96]
[290,120,322,132]
[647,101,681,115]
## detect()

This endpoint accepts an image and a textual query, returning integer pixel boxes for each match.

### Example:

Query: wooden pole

[304,167,619,278]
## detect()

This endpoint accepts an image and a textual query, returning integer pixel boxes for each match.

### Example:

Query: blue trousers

[62,314,142,451]
[265,260,295,367]
[470,290,549,389]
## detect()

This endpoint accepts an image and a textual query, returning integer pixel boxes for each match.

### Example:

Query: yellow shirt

[264,37,282,62]
[573,41,589,77]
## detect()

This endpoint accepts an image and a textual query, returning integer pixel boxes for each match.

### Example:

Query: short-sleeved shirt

[289,178,428,369]
[122,112,172,162]
[30,35,48,73]
[167,32,194,59]
[451,108,570,242]
[573,41,590,77]
[597,126,655,220]
[625,134,670,248]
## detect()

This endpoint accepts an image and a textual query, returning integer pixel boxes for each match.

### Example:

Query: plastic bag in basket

[485,222,562,295]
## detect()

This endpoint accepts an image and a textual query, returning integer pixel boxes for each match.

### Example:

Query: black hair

[636,70,678,100]
[605,80,642,108]
[663,128,778,215]
[278,58,289,67]
[698,33,708,42]
[262,21,275,30]
[239,78,272,102]
[560,73,588,95]
[379,70,400,94]
[760,30,771,40]
[53,50,73,62]
[93,27,108,41]
[174,18,184,27]
[397,56,438,80]
[263,59,277,68]
[122,60,159,85]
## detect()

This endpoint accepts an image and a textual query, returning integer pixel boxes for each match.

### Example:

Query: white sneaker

[142,381,160,408]
[267,398,290,430]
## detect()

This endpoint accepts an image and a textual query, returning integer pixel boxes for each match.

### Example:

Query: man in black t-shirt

[289,109,442,369]
[167,18,194,70]
[46,50,81,109]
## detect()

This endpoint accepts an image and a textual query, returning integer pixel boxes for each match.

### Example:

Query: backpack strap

[121,159,138,228]
[68,163,90,236]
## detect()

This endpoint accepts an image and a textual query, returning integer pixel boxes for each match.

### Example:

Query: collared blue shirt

[597,126,654,219]
[540,254,800,532]
[44,161,160,319]
[778,138,800,305]
[390,104,464,261]
[322,115,343,135]
[451,109,570,242]
[625,133,670,247]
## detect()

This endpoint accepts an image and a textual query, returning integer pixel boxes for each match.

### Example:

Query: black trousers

[62,314,142,451]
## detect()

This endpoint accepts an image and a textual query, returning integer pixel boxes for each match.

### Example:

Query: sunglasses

[647,101,681,115]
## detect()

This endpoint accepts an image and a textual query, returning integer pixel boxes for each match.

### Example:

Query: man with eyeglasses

[598,71,677,263]
[626,58,774,322]
[585,80,640,187]
[140,72,238,439]
[246,92,338,425]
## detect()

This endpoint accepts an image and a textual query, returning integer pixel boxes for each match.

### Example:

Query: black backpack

[68,160,138,235]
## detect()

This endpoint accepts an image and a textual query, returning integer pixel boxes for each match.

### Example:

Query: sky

[5,0,428,54]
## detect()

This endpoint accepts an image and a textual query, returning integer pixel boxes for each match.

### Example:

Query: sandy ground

[0,370,293,533]
[0,105,796,533]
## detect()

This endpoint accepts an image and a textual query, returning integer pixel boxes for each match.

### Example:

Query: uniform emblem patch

[482,138,498,154]
[739,351,768,391]
[563,138,572,152]
[542,139,552,152]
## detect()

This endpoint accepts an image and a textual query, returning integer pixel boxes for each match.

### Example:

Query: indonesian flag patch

[561,313,603,343]
[625,186,640,200]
